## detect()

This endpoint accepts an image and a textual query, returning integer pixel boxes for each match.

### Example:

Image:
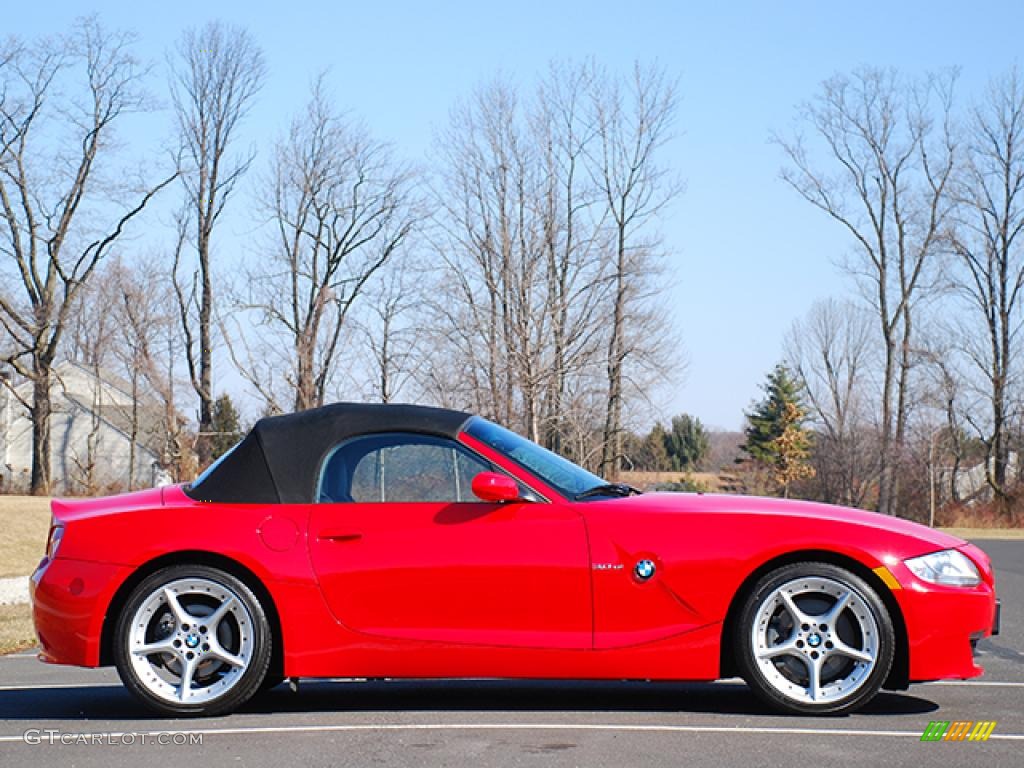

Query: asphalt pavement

[1,540,1021,768]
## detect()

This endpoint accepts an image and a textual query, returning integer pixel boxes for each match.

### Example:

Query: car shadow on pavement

[244,679,939,718]
[0,680,939,721]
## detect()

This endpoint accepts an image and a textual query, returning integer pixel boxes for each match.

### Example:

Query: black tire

[735,562,894,715]
[113,565,272,717]
[258,674,286,692]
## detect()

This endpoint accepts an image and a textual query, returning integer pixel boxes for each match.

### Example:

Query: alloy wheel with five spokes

[114,565,271,716]
[737,562,895,715]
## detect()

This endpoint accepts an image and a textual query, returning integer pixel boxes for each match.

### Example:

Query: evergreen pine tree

[665,414,710,471]
[742,364,815,497]
[638,423,672,471]
[209,394,244,460]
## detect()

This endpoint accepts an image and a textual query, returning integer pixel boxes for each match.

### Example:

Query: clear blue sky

[9,1,1024,429]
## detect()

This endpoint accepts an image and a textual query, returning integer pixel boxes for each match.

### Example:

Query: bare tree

[115,260,189,485]
[66,258,190,487]
[536,62,611,454]
[425,72,605,451]
[425,79,546,433]
[234,79,417,412]
[355,256,420,403]
[590,63,682,479]
[424,65,680,471]
[170,21,265,465]
[915,336,975,504]
[950,67,1024,509]
[0,19,176,493]
[777,68,958,514]
[65,273,117,494]
[785,298,880,507]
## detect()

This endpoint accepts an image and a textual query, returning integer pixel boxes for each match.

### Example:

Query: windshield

[463,417,607,499]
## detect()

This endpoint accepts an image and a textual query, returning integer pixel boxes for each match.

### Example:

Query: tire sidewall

[736,562,895,715]
[113,564,272,717]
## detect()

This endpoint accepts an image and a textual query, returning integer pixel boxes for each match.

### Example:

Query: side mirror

[471,471,520,503]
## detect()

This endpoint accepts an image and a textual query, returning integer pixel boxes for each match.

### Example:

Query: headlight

[905,549,981,587]
[46,524,64,561]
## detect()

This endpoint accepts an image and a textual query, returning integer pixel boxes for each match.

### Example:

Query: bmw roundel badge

[634,559,656,581]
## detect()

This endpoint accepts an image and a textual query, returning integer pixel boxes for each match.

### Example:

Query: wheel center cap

[185,633,201,649]
[807,633,822,648]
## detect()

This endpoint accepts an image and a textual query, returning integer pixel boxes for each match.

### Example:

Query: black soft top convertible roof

[186,402,474,504]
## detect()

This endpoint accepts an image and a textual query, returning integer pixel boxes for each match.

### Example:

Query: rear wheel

[113,565,272,716]
[736,562,894,715]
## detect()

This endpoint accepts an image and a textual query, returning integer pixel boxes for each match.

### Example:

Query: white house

[0,361,173,494]
[939,452,1019,504]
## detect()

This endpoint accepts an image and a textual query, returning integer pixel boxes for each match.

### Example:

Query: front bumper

[887,546,998,682]
[31,556,133,667]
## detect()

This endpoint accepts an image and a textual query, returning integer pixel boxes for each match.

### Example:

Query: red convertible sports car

[31,403,999,716]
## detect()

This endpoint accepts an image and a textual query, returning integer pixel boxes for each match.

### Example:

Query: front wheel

[736,562,894,715]
[113,565,272,716]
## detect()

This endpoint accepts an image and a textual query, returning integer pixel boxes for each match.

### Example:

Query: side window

[319,434,494,503]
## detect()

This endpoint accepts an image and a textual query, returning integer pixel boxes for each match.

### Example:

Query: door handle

[319,530,362,542]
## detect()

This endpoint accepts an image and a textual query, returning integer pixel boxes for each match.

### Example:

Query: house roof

[7,360,173,462]
[62,392,167,460]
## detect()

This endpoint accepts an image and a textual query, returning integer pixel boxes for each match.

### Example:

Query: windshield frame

[461,417,609,501]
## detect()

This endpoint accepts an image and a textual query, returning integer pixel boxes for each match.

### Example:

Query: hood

[51,486,166,524]
[608,492,967,551]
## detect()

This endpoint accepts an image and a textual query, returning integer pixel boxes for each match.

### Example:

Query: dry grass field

[0,496,49,653]
[619,471,726,492]
[0,604,34,654]
[941,527,1024,539]
[0,495,51,579]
